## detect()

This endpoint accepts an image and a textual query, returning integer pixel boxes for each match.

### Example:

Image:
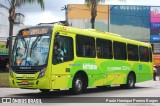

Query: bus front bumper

[9,76,51,89]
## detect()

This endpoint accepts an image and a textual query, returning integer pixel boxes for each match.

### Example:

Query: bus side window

[127,44,139,61]
[139,46,149,62]
[76,35,95,58]
[113,41,127,60]
[53,35,74,64]
[96,38,112,59]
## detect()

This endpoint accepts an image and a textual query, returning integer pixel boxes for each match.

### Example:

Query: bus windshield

[12,35,51,66]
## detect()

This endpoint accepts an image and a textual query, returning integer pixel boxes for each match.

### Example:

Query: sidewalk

[136,77,160,88]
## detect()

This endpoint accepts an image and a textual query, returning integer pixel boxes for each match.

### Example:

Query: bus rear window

[149,48,152,62]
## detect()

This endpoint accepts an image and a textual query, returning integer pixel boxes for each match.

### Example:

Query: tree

[7,0,44,66]
[85,0,106,29]
[85,0,126,29]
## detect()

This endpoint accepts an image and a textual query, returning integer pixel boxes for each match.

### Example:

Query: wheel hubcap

[75,78,82,91]
[129,77,134,87]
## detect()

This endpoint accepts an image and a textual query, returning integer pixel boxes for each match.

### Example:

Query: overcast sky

[1,0,160,25]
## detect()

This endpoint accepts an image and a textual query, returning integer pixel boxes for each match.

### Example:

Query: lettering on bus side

[107,66,131,71]
[83,63,98,70]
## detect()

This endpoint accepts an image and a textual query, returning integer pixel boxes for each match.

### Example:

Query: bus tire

[39,89,50,93]
[71,75,84,95]
[126,73,135,89]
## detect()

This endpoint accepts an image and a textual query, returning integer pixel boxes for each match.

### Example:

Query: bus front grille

[11,65,46,74]
[13,70,38,74]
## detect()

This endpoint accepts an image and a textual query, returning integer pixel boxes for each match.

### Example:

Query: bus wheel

[39,89,50,93]
[71,75,83,95]
[126,73,135,89]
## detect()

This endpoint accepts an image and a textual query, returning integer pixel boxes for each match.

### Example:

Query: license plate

[21,81,29,85]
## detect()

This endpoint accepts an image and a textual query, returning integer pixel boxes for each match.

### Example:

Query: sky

[1,0,160,25]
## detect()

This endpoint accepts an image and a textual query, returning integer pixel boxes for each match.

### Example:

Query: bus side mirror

[6,37,9,48]
[55,32,60,35]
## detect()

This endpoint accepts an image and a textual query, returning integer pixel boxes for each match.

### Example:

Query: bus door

[51,34,74,89]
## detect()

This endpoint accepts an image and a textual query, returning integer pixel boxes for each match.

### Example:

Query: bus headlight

[38,68,46,78]
[10,70,14,78]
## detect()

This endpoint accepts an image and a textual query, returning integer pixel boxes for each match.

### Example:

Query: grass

[0,73,10,87]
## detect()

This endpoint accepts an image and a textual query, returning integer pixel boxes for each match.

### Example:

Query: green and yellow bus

[9,24,153,94]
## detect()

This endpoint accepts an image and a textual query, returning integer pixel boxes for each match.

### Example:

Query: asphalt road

[0,79,160,106]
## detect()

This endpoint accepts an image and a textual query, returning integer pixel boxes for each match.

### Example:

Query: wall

[68,5,151,42]
[110,5,150,42]
[68,4,109,32]
[0,4,9,39]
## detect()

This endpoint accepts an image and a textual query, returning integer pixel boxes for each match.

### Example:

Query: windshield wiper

[30,36,42,56]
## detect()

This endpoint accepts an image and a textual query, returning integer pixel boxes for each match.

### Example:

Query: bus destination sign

[20,27,50,36]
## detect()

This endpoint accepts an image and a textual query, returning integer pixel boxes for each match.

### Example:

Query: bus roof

[25,24,151,48]
[54,24,151,47]
[84,29,121,37]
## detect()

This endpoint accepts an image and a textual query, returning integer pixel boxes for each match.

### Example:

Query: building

[67,4,160,67]
[0,4,9,41]
[0,4,9,71]
[67,4,150,42]
[0,4,29,71]
[68,4,109,31]
[110,5,150,42]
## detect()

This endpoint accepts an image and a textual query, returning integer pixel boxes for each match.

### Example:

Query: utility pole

[61,5,69,26]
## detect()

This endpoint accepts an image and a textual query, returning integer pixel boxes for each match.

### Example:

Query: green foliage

[85,0,105,7]
[9,0,45,9]
[8,0,45,65]
[84,0,106,29]
[0,45,5,49]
